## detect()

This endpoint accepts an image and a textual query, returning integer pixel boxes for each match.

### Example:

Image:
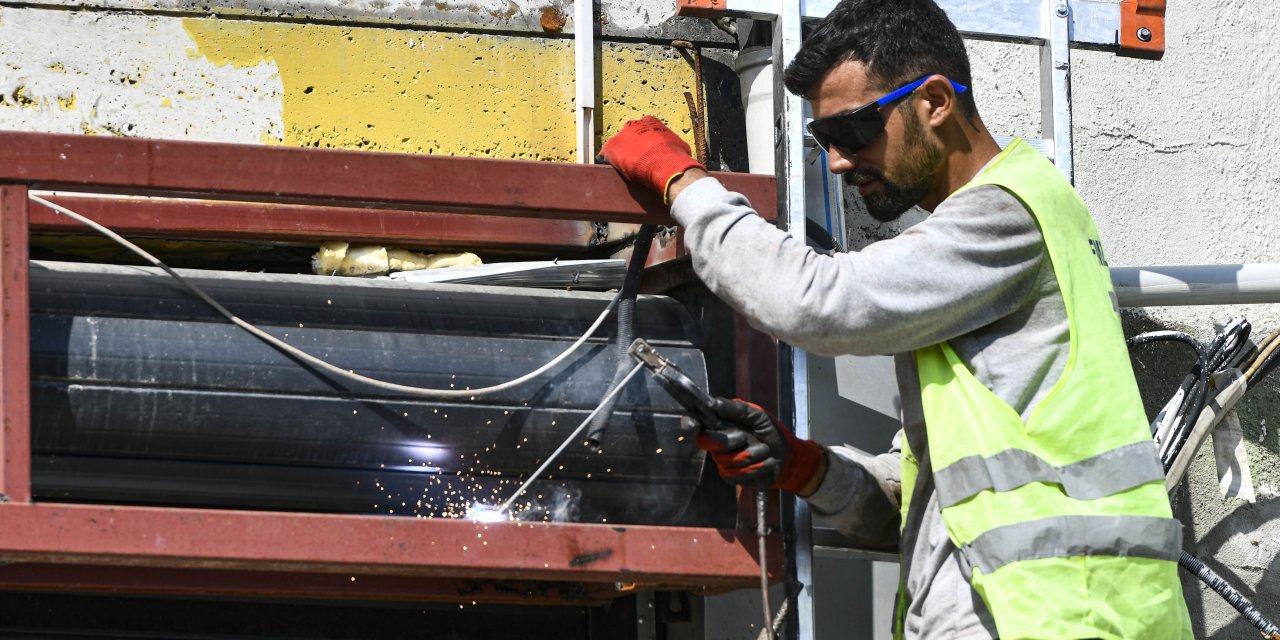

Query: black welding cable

[1126,331,1207,468]
[1165,320,1248,463]
[1163,319,1252,466]
[585,224,658,449]
[1205,317,1249,374]
[1179,552,1280,639]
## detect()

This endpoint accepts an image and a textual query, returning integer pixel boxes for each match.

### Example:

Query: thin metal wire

[29,193,619,400]
[496,362,645,516]
[757,489,775,640]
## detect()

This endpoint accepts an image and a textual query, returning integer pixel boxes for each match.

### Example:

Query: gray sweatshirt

[670,176,1071,639]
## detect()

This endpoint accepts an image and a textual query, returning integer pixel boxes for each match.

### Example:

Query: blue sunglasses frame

[806,75,969,154]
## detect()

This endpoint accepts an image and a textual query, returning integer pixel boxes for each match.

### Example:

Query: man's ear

[916,74,956,128]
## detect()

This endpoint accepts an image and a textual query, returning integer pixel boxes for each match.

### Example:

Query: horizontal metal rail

[1114,264,1280,307]
[30,194,606,251]
[0,131,777,224]
[0,502,781,590]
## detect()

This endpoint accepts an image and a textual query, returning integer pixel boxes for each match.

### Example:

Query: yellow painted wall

[183,19,698,159]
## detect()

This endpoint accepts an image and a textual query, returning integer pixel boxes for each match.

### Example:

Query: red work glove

[684,398,825,494]
[598,116,705,203]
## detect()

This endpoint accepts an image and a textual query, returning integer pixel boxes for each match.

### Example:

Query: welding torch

[628,338,779,640]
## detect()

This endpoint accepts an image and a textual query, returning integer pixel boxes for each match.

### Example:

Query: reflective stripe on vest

[956,514,1183,578]
[934,440,1165,508]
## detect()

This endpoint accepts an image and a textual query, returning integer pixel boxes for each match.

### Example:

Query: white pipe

[574,0,594,163]
[1113,264,1280,307]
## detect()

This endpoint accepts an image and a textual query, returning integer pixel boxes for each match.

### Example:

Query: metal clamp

[1119,0,1167,59]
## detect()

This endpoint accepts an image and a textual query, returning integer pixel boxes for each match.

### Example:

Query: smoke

[513,484,581,523]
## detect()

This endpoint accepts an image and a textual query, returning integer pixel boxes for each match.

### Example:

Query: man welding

[599,0,1192,637]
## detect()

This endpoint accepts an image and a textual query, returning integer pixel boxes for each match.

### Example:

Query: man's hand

[599,116,705,203]
[686,398,826,495]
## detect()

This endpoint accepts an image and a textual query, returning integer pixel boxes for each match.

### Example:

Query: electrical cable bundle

[1128,317,1251,469]
[1128,317,1280,639]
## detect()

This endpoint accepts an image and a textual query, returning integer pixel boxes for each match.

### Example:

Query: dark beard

[851,109,944,222]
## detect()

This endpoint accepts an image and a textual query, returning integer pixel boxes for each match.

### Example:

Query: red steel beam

[0,503,781,588]
[30,195,603,252]
[0,564,628,605]
[0,185,30,504]
[0,131,777,224]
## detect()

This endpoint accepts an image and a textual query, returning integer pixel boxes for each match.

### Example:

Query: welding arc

[495,361,646,516]
[30,193,619,400]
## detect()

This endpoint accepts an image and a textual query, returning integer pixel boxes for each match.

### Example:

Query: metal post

[575,0,596,163]
[1043,0,1074,180]
[0,185,30,504]
[773,0,814,637]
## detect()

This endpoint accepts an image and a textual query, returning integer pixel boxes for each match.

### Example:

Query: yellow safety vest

[897,139,1191,639]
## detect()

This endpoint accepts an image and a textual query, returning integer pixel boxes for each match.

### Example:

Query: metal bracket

[1119,0,1167,59]
[675,0,727,18]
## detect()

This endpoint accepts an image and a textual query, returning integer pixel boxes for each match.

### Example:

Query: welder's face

[809,60,944,222]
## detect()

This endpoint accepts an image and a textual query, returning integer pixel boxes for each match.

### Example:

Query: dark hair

[783,0,977,118]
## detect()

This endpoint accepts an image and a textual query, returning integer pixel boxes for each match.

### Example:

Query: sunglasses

[806,75,969,154]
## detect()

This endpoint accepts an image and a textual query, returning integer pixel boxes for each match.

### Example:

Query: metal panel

[0,185,30,504]
[0,502,780,587]
[0,131,778,224]
[1071,0,1123,49]
[1043,0,1075,180]
[30,195,602,252]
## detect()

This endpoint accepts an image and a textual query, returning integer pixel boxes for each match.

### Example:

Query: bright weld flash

[465,503,506,523]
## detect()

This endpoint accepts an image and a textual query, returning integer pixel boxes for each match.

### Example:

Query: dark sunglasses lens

[807,123,832,152]
[809,108,884,155]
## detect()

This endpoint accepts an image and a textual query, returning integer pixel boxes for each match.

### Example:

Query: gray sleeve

[669,177,1046,356]
[805,435,904,550]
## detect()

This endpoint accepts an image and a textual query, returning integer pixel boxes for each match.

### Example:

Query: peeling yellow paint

[58,93,76,111]
[12,85,38,110]
[181,19,696,159]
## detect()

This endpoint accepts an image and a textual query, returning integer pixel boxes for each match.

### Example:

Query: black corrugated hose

[1179,551,1280,639]
[585,224,658,449]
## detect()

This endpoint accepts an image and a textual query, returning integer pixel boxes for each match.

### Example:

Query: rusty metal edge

[0,131,777,224]
[0,503,781,587]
